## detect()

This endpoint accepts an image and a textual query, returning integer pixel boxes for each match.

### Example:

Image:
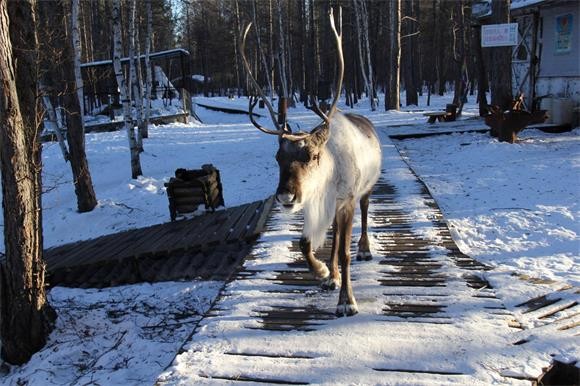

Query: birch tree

[402,0,418,106]
[142,0,152,137]
[275,0,288,121]
[251,0,273,101]
[129,0,144,151]
[40,84,69,161]
[0,0,56,364]
[276,0,288,100]
[62,0,98,212]
[112,0,142,179]
[386,0,401,111]
[72,0,84,118]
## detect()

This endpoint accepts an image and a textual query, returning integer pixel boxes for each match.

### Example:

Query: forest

[52,0,510,111]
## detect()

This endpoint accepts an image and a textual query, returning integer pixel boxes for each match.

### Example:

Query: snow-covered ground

[395,128,579,305]
[0,94,578,385]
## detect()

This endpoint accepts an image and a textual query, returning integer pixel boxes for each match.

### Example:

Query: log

[173,196,205,206]
[170,186,205,197]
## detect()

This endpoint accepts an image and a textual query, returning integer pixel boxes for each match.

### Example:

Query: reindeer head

[240,9,343,211]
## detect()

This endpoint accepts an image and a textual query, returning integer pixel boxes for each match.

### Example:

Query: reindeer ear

[310,125,330,147]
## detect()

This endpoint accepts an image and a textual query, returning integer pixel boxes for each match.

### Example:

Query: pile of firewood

[164,164,225,221]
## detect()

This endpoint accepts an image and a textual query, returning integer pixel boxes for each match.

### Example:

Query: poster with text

[555,14,573,54]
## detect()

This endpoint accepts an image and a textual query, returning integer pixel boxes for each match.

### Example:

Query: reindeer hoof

[356,251,372,261]
[321,276,341,291]
[335,302,358,317]
[308,262,330,281]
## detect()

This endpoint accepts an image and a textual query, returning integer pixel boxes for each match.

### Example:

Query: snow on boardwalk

[157,139,546,386]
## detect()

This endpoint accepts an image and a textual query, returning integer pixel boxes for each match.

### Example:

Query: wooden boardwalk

[43,197,273,288]
[158,172,544,385]
[157,146,580,385]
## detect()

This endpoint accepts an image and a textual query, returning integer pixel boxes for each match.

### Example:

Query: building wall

[537,2,580,104]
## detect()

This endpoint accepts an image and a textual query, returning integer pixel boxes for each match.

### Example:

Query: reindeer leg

[336,201,358,317]
[299,237,329,281]
[356,191,372,261]
[321,219,341,291]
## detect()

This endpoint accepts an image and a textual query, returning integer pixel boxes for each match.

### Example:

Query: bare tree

[452,0,468,114]
[251,0,273,101]
[402,0,418,106]
[112,0,142,179]
[386,0,401,111]
[276,0,288,99]
[353,0,377,111]
[0,0,56,364]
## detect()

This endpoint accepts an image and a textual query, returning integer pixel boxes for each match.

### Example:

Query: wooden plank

[178,209,231,248]
[255,311,335,321]
[383,304,446,314]
[198,374,309,385]
[250,197,275,233]
[224,352,315,360]
[48,235,113,270]
[213,204,252,242]
[226,200,263,242]
[537,301,578,320]
[81,229,147,266]
[373,368,465,376]
[131,221,195,258]
[378,279,446,287]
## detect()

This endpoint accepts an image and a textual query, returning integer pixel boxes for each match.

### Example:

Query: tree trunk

[142,0,152,137]
[268,0,275,100]
[112,0,142,179]
[474,25,489,116]
[65,0,98,212]
[434,0,445,95]
[72,0,84,117]
[452,0,468,115]
[490,0,512,110]
[276,0,288,99]
[40,84,70,161]
[0,0,56,365]
[233,0,242,95]
[353,0,376,111]
[251,0,272,99]
[403,0,418,106]
[386,0,401,111]
[129,0,144,151]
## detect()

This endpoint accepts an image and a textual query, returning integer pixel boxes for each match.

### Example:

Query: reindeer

[240,9,381,317]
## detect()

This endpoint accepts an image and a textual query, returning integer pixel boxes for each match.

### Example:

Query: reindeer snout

[276,192,296,206]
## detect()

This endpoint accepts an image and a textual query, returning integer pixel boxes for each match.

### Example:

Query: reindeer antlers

[241,23,309,141]
[325,7,344,123]
[240,23,286,136]
[310,7,343,132]
[240,8,343,140]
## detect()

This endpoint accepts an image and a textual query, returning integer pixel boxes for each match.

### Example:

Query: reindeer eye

[312,154,319,161]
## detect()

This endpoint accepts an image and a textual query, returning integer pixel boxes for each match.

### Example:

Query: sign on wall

[555,14,573,54]
[481,23,518,47]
